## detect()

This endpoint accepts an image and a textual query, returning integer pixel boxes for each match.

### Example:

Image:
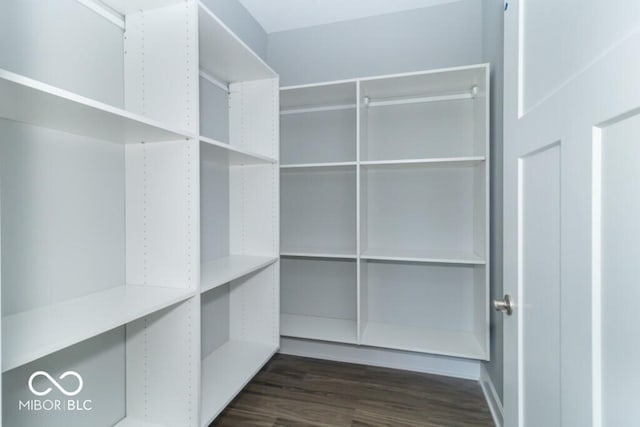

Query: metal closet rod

[279,85,479,115]
[364,85,479,107]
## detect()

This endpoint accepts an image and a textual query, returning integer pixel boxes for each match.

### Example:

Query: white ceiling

[238,0,463,33]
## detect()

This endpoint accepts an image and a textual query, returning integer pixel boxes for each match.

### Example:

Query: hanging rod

[199,70,230,93]
[364,85,478,108]
[280,103,357,115]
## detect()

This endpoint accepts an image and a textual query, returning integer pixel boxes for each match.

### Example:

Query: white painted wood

[281,314,357,344]
[201,255,278,293]
[280,161,357,169]
[198,2,276,83]
[280,104,356,115]
[126,141,200,290]
[114,417,164,427]
[124,2,199,132]
[101,0,183,14]
[280,66,489,359]
[360,156,485,167]
[361,260,487,360]
[126,298,200,426]
[362,165,480,255]
[200,340,277,426]
[362,322,485,360]
[0,68,193,143]
[480,363,504,427]
[229,78,280,158]
[280,337,481,380]
[503,1,640,425]
[366,91,473,108]
[2,285,194,372]
[595,111,640,426]
[280,250,357,259]
[201,136,277,165]
[360,248,485,265]
[281,167,356,255]
[75,0,125,29]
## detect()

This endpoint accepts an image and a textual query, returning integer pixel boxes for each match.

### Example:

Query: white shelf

[281,314,357,344]
[281,246,357,259]
[361,322,486,360]
[360,156,485,168]
[0,68,194,144]
[281,161,356,169]
[2,285,194,372]
[101,0,183,15]
[201,136,277,165]
[201,340,277,426]
[114,417,164,427]
[201,255,278,294]
[198,3,276,83]
[361,248,485,265]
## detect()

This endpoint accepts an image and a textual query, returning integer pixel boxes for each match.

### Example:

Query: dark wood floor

[211,354,494,427]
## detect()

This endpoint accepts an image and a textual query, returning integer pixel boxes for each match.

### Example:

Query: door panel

[504,1,640,425]
[596,111,640,426]
[519,143,561,427]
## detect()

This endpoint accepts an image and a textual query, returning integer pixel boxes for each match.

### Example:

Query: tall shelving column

[197,3,280,425]
[358,65,490,360]
[279,81,359,344]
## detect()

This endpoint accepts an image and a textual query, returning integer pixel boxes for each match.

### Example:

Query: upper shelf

[0,69,194,144]
[201,255,278,294]
[198,2,277,83]
[2,285,195,373]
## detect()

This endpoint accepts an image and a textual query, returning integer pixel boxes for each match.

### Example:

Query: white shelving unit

[280,64,490,359]
[198,2,280,425]
[1,1,278,426]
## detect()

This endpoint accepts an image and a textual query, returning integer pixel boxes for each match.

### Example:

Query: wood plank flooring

[211,354,494,427]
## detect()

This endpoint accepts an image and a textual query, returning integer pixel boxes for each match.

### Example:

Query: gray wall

[267,0,484,86]
[482,0,504,402]
[201,0,268,60]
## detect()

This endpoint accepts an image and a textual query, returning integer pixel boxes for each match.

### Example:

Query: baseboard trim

[479,364,504,427]
[279,337,481,380]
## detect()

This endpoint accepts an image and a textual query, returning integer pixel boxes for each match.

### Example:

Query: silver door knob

[494,295,513,315]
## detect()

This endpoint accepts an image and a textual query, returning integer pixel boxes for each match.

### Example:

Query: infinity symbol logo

[28,371,83,397]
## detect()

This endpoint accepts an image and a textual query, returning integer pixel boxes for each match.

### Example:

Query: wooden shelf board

[201,136,277,165]
[281,161,356,170]
[2,285,195,372]
[201,340,277,426]
[360,157,485,168]
[362,322,486,360]
[201,255,278,294]
[101,0,184,15]
[281,246,357,260]
[0,68,194,144]
[198,3,276,83]
[361,248,485,265]
[281,314,357,344]
[113,417,164,427]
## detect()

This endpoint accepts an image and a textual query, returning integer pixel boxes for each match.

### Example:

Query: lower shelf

[201,340,278,426]
[114,417,164,427]
[361,248,485,265]
[2,285,194,373]
[281,313,357,344]
[361,322,486,360]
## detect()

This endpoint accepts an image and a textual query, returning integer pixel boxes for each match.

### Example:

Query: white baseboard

[279,337,481,380]
[479,364,504,427]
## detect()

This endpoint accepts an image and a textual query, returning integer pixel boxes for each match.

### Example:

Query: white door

[502,1,640,426]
